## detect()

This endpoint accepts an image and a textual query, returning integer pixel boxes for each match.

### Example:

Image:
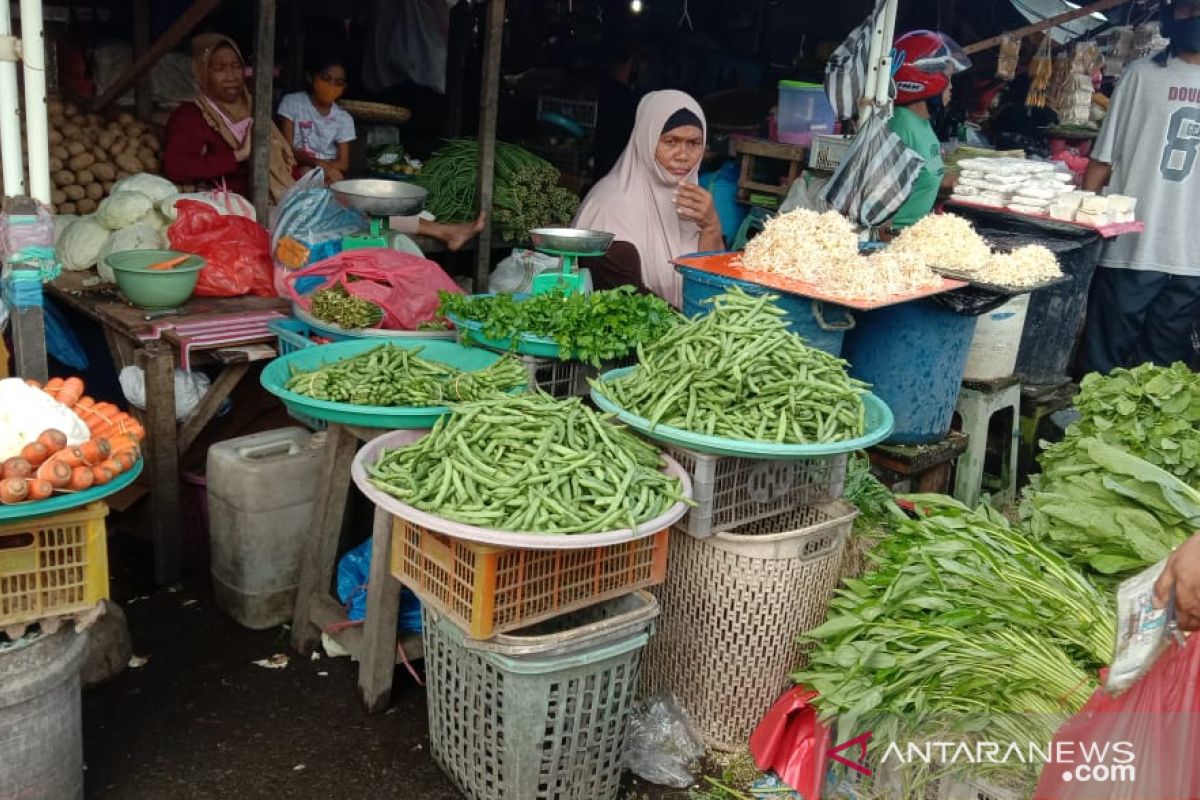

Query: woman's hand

[675,184,720,234]
[1155,533,1200,631]
[234,120,254,163]
[320,164,345,184]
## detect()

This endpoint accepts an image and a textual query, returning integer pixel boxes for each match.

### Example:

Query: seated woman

[163,33,295,200]
[277,57,354,184]
[575,90,723,307]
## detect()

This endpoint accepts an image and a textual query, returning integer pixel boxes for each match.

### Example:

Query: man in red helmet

[885,31,972,232]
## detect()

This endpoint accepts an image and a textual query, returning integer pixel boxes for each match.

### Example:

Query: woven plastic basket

[425,591,657,800]
[641,501,856,750]
[667,445,848,538]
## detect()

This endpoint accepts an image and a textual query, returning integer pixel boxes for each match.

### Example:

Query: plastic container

[424,591,657,800]
[0,503,109,630]
[776,81,836,146]
[0,628,87,800]
[207,428,325,629]
[667,444,848,538]
[841,298,978,445]
[181,471,210,572]
[390,515,668,639]
[679,266,853,356]
[642,502,855,750]
[963,294,1031,381]
[102,249,203,309]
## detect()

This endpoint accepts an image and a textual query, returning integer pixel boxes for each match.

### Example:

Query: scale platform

[332,179,429,250]
[528,228,614,295]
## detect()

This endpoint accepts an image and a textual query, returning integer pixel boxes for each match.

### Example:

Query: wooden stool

[289,423,422,713]
[869,433,969,494]
[733,138,809,206]
[954,378,1022,508]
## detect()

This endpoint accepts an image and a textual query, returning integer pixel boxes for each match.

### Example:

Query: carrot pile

[0,376,145,505]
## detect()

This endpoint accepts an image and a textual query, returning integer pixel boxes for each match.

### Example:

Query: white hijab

[575,90,706,307]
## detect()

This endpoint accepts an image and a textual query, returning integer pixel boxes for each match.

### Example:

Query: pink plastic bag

[285,249,464,331]
[1034,633,1200,800]
[167,200,275,297]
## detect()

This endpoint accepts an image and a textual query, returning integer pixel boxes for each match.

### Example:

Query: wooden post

[473,0,505,293]
[443,2,472,137]
[92,0,222,111]
[137,344,181,585]
[251,0,277,221]
[963,0,1127,55]
[133,0,152,121]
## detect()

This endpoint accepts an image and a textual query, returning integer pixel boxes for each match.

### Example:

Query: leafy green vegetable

[1040,362,1200,486]
[309,286,384,330]
[439,285,678,367]
[1023,437,1200,582]
[793,496,1114,793]
[843,454,897,534]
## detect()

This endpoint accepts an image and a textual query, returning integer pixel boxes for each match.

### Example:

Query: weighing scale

[331,179,429,250]
[528,227,614,295]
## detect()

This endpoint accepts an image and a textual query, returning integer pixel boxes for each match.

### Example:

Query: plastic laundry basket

[642,502,855,750]
[424,591,658,800]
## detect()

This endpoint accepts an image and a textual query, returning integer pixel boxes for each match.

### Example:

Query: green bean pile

[368,393,690,534]
[595,287,869,443]
[309,286,384,330]
[285,344,526,407]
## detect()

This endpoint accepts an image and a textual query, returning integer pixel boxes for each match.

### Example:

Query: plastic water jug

[207,427,325,629]
[776,81,836,147]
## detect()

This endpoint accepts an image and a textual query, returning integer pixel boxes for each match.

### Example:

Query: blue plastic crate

[267,318,326,430]
[678,266,853,356]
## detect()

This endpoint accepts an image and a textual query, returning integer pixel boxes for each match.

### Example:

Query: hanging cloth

[819,112,924,227]
[823,0,887,120]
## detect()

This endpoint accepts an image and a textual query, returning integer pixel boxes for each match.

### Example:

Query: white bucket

[963,294,1031,381]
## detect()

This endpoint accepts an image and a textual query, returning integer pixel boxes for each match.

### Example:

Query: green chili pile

[285,344,526,407]
[594,287,869,443]
[309,286,384,330]
[368,393,689,533]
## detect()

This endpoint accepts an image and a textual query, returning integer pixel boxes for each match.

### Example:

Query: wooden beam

[963,0,1128,54]
[92,0,222,112]
[251,0,276,221]
[133,0,152,120]
[473,0,505,292]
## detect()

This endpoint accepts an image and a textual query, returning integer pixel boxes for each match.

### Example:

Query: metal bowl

[529,227,614,255]
[331,179,428,217]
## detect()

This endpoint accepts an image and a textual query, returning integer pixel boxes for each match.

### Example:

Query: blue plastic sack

[44,298,89,371]
[336,538,422,633]
[700,160,748,244]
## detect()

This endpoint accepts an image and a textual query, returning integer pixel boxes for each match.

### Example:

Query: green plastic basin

[103,249,204,309]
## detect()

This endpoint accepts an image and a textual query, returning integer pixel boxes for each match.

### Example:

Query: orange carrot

[20,442,50,467]
[2,457,32,480]
[67,467,95,491]
[97,458,124,477]
[147,254,191,271]
[111,451,137,472]
[91,466,114,485]
[53,447,86,469]
[79,440,104,466]
[0,478,29,504]
[75,396,95,411]
[57,377,84,408]
[25,479,54,500]
[37,429,67,453]
[43,377,64,395]
[37,459,72,488]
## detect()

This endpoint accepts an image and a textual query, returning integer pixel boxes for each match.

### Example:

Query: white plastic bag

[487,249,592,294]
[119,366,211,420]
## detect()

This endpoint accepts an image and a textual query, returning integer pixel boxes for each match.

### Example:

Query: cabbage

[111,173,178,204]
[96,191,154,231]
[57,216,110,271]
[96,221,167,282]
[53,214,80,247]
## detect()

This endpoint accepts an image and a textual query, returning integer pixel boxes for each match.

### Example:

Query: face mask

[1173,15,1200,54]
[312,77,345,105]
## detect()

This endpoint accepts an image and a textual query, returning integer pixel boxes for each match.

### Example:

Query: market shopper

[163,34,296,200]
[1155,532,1200,631]
[277,57,355,184]
[575,90,722,307]
[1079,0,1200,374]
[883,31,972,234]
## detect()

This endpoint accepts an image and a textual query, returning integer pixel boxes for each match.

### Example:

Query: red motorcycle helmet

[893,30,971,105]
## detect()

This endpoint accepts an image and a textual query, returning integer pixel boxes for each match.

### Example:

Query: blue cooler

[678,265,854,356]
[841,298,977,445]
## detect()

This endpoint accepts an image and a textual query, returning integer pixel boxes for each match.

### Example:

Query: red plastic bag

[750,687,832,800]
[1034,634,1200,800]
[167,200,275,297]
[284,249,464,331]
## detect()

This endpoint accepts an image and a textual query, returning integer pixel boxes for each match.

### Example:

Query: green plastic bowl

[104,249,205,309]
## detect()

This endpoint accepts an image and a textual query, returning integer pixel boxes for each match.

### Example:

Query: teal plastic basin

[260,339,517,429]
[103,249,204,309]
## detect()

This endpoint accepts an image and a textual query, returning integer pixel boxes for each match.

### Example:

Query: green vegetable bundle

[439,286,678,367]
[368,393,690,534]
[309,286,384,330]
[285,344,526,407]
[794,496,1115,794]
[1024,437,1200,581]
[595,287,869,443]
[416,140,579,241]
[1041,362,1200,486]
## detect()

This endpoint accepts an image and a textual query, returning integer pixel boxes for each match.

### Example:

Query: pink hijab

[575,90,705,307]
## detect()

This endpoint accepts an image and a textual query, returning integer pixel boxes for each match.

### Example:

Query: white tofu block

[1008,203,1047,215]
[1108,194,1138,214]
[1049,202,1077,221]
[1081,195,1111,214]
[1076,209,1112,226]
[1114,211,1136,224]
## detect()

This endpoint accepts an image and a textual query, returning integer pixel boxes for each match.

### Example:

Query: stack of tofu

[1048,192,1137,226]
[951,157,1075,212]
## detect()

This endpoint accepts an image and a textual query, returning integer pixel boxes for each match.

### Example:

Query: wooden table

[733,138,809,206]
[47,271,289,585]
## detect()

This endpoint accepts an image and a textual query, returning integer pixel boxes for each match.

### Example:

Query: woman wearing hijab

[163,33,295,200]
[576,90,722,307]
